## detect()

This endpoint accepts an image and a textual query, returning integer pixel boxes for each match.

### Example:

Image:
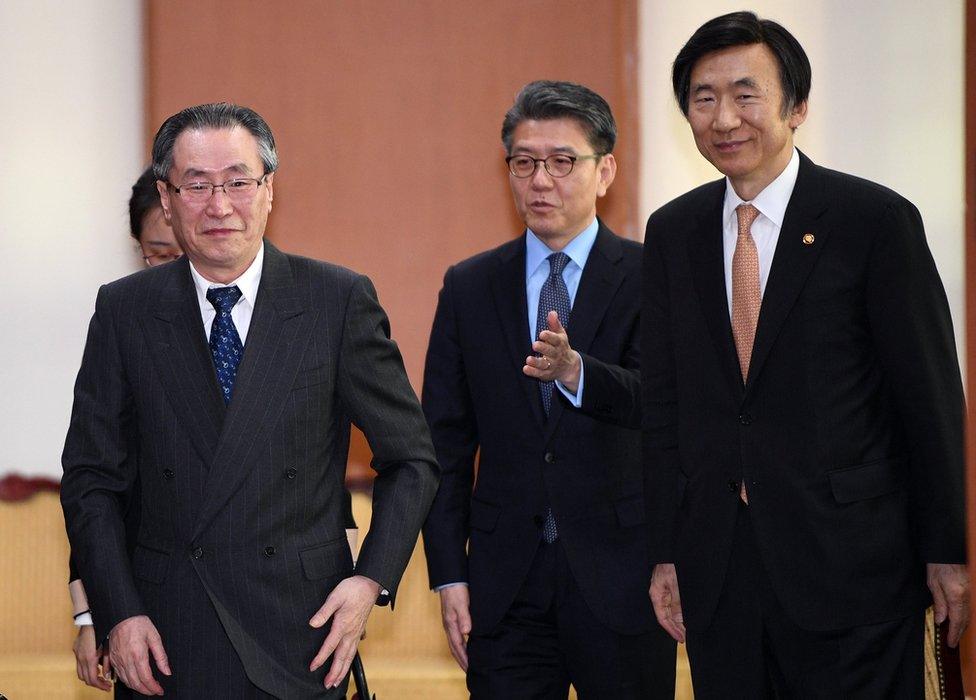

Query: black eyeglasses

[505,153,604,178]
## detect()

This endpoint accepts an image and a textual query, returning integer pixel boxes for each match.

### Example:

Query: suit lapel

[688,181,745,402]
[191,243,314,541]
[543,223,625,440]
[141,258,225,465]
[746,153,829,394]
[489,236,547,430]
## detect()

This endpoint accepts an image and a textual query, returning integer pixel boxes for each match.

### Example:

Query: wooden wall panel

[146,0,638,480]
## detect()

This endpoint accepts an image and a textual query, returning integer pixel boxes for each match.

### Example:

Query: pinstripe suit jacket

[61,242,438,697]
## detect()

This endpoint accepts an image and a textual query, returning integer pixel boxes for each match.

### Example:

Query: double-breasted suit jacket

[62,242,438,697]
[422,222,654,636]
[642,152,966,633]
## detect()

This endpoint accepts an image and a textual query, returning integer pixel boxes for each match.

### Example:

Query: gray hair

[151,103,278,180]
[501,80,616,155]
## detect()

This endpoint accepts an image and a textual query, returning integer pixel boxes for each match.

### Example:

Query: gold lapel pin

[802,233,815,245]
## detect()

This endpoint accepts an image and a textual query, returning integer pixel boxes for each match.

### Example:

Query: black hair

[501,80,616,154]
[672,11,811,117]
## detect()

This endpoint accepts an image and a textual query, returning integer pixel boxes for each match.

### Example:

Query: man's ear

[265,172,275,209]
[156,180,172,221]
[596,153,617,198]
[789,100,808,130]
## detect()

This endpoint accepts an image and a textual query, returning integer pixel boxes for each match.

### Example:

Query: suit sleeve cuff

[433,581,469,592]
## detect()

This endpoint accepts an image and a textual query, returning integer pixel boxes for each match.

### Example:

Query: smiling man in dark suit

[61,103,438,698]
[643,12,969,698]
[422,80,676,699]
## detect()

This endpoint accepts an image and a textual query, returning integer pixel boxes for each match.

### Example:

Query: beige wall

[638,1,966,365]
[0,1,144,480]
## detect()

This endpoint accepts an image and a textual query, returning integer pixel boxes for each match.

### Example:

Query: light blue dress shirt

[525,217,599,407]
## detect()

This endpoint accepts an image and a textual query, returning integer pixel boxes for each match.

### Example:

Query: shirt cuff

[434,581,469,592]
[555,352,584,407]
[73,612,94,627]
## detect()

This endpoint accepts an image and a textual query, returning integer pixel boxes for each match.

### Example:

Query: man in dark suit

[643,12,969,697]
[422,81,676,699]
[61,103,438,698]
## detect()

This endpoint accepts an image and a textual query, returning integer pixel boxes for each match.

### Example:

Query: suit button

[191,547,203,559]
[738,413,753,425]
[284,468,297,479]
[727,479,739,492]
[533,515,545,527]
[162,469,175,480]
[544,452,556,463]
[264,546,276,557]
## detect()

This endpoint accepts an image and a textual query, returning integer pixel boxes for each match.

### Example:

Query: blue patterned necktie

[535,252,571,544]
[536,252,572,415]
[206,286,244,404]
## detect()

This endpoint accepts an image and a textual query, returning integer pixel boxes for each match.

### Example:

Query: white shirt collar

[723,148,800,229]
[189,241,265,305]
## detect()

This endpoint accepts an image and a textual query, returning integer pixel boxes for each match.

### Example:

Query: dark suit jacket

[422,222,653,635]
[61,242,438,697]
[642,152,965,633]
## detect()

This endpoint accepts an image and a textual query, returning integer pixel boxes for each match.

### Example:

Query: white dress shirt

[722,148,800,315]
[189,242,265,342]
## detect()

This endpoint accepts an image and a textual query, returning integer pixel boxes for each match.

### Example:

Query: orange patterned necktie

[731,204,760,505]
[731,204,761,383]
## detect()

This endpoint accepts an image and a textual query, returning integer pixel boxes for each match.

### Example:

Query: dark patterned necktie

[536,252,572,415]
[535,252,571,544]
[206,286,244,404]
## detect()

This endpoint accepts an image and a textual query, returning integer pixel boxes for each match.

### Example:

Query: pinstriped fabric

[62,244,439,698]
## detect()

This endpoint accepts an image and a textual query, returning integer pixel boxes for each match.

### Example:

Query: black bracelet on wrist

[72,609,91,619]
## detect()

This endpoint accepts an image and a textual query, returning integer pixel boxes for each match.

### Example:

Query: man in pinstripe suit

[61,103,439,698]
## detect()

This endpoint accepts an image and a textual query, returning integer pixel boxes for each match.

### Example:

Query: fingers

[946,610,964,648]
[446,624,469,671]
[101,651,115,685]
[309,592,341,629]
[523,353,554,379]
[668,589,687,643]
[444,610,470,671]
[650,587,684,643]
[926,563,971,648]
[147,630,172,676]
[439,586,472,671]
[650,564,686,643]
[74,626,112,690]
[311,616,366,689]
[131,651,165,696]
[546,310,564,333]
[309,625,342,673]
[324,635,360,689]
[309,577,377,687]
[108,616,166,696]
[929,576,948,625]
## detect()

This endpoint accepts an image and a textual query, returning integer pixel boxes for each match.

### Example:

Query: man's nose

[713,96,741,132]
[205,186,233,216]
[529,162,555,189]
